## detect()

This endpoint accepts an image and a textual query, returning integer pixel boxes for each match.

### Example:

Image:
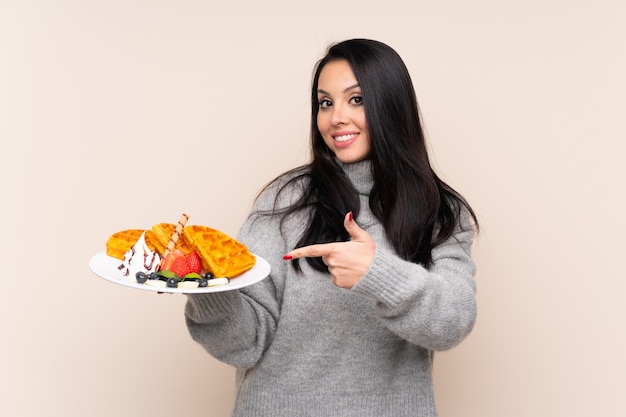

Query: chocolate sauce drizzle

[117,246,158,277]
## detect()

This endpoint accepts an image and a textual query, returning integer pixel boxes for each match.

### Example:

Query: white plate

[89,251,270,294]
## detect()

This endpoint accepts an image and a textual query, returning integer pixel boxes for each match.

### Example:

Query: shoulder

[254,165,312,211]
[239,165,312,248]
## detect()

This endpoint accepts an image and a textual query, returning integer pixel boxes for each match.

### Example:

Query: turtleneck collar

[336,158,374,195]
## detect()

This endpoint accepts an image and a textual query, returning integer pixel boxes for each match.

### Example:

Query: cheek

[356,111,368,132]
[316,113,327,132]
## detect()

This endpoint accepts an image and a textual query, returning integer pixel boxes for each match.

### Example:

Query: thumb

[343,211,369,242]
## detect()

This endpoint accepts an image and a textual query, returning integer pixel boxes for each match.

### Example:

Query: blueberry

[204,271,214,280]
[167,278,179,288]
[135,271,148,284]
[199,278,208,287]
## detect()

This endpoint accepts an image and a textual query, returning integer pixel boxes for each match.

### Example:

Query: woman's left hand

[283,212,376,288]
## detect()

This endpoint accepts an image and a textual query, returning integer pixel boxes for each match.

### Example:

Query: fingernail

[283,254,293,260]
[348,211,353,222]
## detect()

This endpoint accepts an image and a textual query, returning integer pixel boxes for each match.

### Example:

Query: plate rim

[89,251,270,294]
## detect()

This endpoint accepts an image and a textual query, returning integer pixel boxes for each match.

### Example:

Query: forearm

[353,227,477,351]
[185,282,280,368]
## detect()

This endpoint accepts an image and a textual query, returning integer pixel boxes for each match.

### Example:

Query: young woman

[185,38,479,417]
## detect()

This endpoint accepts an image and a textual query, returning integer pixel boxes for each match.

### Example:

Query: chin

[335,153,369,164]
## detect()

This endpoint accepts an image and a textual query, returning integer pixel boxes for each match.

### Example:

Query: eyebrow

[317,83,361,95]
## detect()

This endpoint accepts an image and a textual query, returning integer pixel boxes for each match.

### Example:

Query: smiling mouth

[334,133,358,142]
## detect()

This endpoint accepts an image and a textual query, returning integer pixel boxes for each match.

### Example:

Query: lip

[332,131,359,148]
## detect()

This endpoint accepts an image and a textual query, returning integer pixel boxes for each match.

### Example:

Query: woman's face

[316,60,370,163]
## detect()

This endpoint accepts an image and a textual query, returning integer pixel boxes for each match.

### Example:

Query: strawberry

[160,249,183,272]
[170,255,189,277]
[186,251,202,275]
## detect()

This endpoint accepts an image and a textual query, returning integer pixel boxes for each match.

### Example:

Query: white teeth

[334,134,357,142]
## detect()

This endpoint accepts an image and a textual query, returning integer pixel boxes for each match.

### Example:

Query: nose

[331,103,347,126]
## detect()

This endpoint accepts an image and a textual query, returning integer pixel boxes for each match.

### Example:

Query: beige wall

[1,1,624,416]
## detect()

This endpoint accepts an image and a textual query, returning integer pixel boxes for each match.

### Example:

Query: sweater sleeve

[184,186,290,369]
[351,210,478,351]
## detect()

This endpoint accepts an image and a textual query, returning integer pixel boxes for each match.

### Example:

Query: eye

[319,98,333,109]
[349,95,364,105]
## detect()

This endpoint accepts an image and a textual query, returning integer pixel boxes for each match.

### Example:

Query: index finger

[284,242,339,260]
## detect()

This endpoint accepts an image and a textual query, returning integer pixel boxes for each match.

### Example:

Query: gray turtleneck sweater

[185,160,477,417]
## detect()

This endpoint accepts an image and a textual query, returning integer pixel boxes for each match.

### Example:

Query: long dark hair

[258,39,478,272]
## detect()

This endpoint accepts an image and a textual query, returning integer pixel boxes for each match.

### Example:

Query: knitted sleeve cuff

[352,248,426,309]
[185,290,243,324]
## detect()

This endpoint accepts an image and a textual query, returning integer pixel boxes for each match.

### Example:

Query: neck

[336,158,373,195]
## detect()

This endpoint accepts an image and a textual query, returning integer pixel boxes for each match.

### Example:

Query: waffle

[150,223,192,256]
[183,225,256,278]
[144,230,159,253]
[106,229,148,260]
